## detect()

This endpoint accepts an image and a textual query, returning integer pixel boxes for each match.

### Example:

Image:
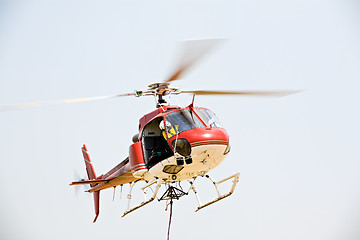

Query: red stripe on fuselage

[167,127,229,149]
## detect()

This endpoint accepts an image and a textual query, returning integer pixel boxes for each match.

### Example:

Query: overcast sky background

[1,1,360,239]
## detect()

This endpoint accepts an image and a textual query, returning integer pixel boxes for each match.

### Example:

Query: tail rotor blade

[72,170,88,196]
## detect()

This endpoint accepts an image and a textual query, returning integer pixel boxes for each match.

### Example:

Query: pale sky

[1,1,360,240]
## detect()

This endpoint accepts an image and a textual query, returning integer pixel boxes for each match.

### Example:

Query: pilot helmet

[159,120,172,130]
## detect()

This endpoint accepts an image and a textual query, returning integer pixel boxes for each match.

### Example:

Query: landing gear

[121,173,240,217]
[122,178,162,217]
[188,173,240,212]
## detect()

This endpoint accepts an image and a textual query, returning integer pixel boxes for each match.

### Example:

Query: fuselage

[144,126,229,182]
[88,105,230,193]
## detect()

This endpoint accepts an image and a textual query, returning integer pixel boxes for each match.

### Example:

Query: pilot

[159,120,173,139]
[148,120,172,167]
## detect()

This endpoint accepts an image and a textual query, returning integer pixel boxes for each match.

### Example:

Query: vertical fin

[82,144,101,222]
[93,191,100,223]
[82,144,97,184]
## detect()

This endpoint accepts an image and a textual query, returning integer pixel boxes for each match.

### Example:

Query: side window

[194,108,222,128]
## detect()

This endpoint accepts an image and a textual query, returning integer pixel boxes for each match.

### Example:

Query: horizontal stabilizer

[70,179,112,186]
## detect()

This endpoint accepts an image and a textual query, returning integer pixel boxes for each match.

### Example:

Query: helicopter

[1,39,298,223]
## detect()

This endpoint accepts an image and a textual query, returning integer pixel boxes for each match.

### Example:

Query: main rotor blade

[164,39,224,83]
[0,93,135,112]
[179,90,301,97]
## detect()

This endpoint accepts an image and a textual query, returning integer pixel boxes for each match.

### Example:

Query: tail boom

[72,144,139,222]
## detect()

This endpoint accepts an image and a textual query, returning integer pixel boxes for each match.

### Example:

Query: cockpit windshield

[163,108,222,138]
[164,109,204,138]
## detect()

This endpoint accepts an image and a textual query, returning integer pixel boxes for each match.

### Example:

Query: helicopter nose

[189,127,229,147]
[169,127,229,152]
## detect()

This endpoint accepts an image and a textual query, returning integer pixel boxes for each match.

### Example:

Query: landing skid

[189,173,240,212]
[122,178,162,217]
[121,173,240,217]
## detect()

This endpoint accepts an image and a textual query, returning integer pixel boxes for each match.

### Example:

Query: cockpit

[165,108,221,132]
[141,107,222,168]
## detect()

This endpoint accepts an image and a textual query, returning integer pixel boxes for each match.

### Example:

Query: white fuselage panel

[143,144,228,182]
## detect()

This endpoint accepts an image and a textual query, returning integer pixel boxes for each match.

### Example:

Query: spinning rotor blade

[0,92,135,112]
[164,39,224,83]
[73,170,88,196]
[179,90,300,97]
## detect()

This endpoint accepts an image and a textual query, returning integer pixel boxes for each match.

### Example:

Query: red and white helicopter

[1,39,297,223]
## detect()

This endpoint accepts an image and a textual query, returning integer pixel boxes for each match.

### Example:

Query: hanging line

[167,198,174,240]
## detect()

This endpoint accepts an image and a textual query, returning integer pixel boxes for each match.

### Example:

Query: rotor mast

[147,82,172,108]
